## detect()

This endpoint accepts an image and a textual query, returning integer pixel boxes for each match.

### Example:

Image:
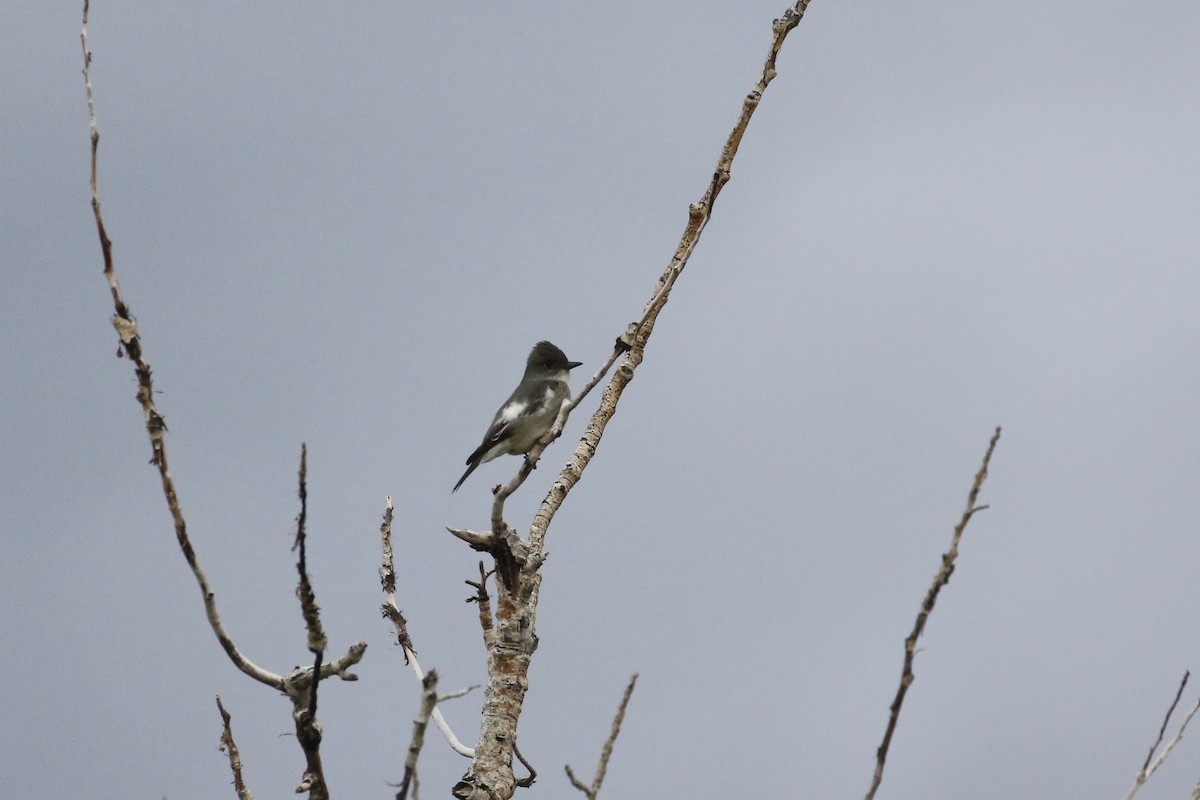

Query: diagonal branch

[1142,671,1189,774]
[486,3,814,544]
[528,1,814,556]
[84,15,365,796]
[488,342,628,533]
[864,426,1002,800]
[565,673,639,799]
[1123,671,1200,800]
[451,6,814,799]
[397,669,440,800]
[79,0,281,693]
[381,499,476,758]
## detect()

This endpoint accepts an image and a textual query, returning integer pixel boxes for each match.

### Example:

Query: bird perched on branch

[453,341,583,493]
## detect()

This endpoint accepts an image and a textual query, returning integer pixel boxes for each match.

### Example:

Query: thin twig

[80,0,281,691]
[864,426,1001,800]
[379,496,416,655]
[1123,672,1200,800]
[565,674,639,799]
[465,562,496,653]
[216,696,253,800]
[397,670,440,800]
[1143,671,1189,773]
[514,743,537,789]
[380,498,475,757]
[439,685,480,703]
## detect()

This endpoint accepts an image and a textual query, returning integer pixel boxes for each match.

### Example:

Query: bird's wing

[465,382,557,464]
[454,382,560,493]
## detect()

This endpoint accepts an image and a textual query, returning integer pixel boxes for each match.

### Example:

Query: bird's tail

[452,459,480,493]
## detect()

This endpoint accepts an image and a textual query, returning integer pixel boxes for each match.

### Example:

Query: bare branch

[1143,671,1189,773]
[396,651,474,759]
[864,426,1002,800]
[216,695,253,800]
[446,526,540,594]
[451,6,815,799]
[488,342,627,531]
[513,743,537,789]
[564,765,589,796]
[565,674,639,799]
[397,670,440,800]
[446,527,497,551]
[80,0,281,693]
[484,1,815,542]
[288,444,331,799]
[381,499,474,758]
[294,444,328,659]
[380,497,416,656]
[465,562,496,653]
[321,641,367,680]
[527,0,814,556]
[439,685,480,703]
[84,25,363,783]
[1123,672,1200,800]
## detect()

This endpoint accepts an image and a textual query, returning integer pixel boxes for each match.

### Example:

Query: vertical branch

[465,562,496,653]
[81,0,114,283]
[379,497,417,656]
[290,444,330,799]
[216,695,254,800]
[864,426,1001,800]
[294,444,328,689]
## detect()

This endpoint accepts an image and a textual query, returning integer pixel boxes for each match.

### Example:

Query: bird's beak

[567,360,583,370]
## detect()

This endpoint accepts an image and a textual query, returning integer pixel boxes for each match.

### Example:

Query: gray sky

[4,2,1200,798]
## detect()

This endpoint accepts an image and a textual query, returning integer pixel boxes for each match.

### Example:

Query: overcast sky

[4,2,1200,798]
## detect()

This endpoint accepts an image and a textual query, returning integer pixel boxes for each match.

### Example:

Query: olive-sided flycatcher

[453,341,583,492]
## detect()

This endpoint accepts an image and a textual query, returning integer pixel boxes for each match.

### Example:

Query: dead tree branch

[83,11,365,796]
[1143,671,1189,774]
[381,498,476,758]
[465,562,497,653]
[80,0,280,692]
[396,669,440,800]
[527,0,812,553]
[1123,671,1200,800]
[565,674,639,799]
[864,426,1001,800]
[290,445,330,799]
[451,7,814,798]
[216,695,253,800]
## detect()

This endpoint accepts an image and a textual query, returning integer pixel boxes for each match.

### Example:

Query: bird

[453,341,583,492]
